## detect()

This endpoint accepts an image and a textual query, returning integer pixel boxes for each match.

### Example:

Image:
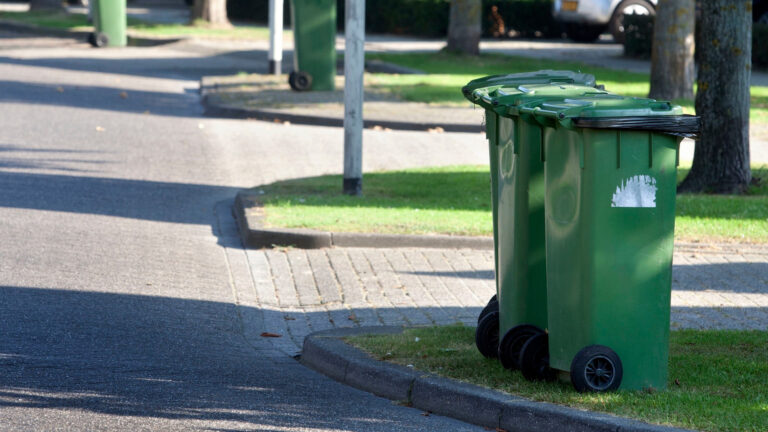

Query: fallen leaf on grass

[674,379,681,386]
[260,332,282,338]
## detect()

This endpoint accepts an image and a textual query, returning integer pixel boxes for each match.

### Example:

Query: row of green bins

[289,0,336,91]
[466,72,699,392]
[88,0,127,48]
[461,71,599,365]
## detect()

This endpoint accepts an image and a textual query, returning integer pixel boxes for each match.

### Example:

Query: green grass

[347,326,768,432]
[365,52,768,124]
[256,165,768,243]
[0,11,284,40]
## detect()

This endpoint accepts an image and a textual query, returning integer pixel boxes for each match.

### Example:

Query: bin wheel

[474,311,499,359]
[89,32,109,48]
[519,332,557,382]
[498,324,543,370]
[570,345,623,392]
[477,295,499,323]
[289,71,313,91]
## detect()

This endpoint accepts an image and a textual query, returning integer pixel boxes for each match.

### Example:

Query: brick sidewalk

[237,245,768,355]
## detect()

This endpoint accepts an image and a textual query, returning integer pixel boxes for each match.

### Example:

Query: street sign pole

[343,0,365,195]
[268,0,284,75]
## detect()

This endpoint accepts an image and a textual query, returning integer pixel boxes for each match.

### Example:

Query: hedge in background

[623,13,653,58]
[483,0,560,38]
[755,23,768,69]
[227,0,557,39]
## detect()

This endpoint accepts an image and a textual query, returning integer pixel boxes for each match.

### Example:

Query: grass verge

[0,11,286,40]
[255,165,768,243]
[365,52,768,124]
[347,326,768,432]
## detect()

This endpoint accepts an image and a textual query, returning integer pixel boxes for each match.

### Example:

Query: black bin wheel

[498,324,542,370]
[477,294,499,323]
[89,32,109,48]
[474,311,499,359]
[519,332,557,382]
[570,345,623,392]
[289,71,313,91]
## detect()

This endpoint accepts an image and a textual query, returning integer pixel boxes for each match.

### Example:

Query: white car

[553,0,657,43]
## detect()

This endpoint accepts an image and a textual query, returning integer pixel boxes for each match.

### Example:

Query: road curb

[233,191,494,250]
[200,79,484,133]
[301,327,695,432]
[0,19,182,47]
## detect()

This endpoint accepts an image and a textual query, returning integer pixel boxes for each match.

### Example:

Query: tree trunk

[191,0,230,27]
[29,0,64,11]
[678,0,752,194]
[649,0,695,100]
[446,0,482,55]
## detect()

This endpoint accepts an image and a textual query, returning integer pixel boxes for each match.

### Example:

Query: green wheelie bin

[88,0,127,48]
[289,0,336,91]
[516,94,698,391]
[461,72,600,367]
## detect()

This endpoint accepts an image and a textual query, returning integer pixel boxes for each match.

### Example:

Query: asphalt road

[0,31,487,431]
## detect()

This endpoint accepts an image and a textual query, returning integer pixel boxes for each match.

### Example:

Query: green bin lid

[516,94,700,138]
[462,70,597,105]
[468,82,608,114]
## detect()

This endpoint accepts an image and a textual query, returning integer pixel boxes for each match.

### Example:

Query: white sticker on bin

[611,175,657,208]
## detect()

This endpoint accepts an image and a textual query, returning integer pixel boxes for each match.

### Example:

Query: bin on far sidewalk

[89,0,127,48]
[461,71,599,367]
[289,0,336,91]
[518,95,698,391]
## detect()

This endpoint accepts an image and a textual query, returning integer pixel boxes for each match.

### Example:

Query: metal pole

[343,0,365,196]
[268,0,284,75]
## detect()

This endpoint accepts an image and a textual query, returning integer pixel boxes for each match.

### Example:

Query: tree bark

[446,0,482,55]
[678,0,752,194]
[29,0,64,11]
[649,0,695,100]
[191,0,231,27]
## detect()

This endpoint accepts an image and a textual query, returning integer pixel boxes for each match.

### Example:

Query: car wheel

[609,0,655,44]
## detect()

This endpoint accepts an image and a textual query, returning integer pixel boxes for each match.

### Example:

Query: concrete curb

[233,191,494,250]
[301,327,696,432]
[199,79,484,133]
[0,19,182,47]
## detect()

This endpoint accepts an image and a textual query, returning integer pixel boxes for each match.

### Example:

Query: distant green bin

[462,71,599,367]
[289,0,336,91]
[89,0,127,48]
[521,94,698,391]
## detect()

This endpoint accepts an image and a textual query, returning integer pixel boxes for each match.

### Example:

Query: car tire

[609,0,655,44]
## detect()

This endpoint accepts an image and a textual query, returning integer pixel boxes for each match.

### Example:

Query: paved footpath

[235,244,768,356]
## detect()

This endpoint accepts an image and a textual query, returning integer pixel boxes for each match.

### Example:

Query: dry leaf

[348,314,357,321]
[119,91,128,99]
[260,332,282,338]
